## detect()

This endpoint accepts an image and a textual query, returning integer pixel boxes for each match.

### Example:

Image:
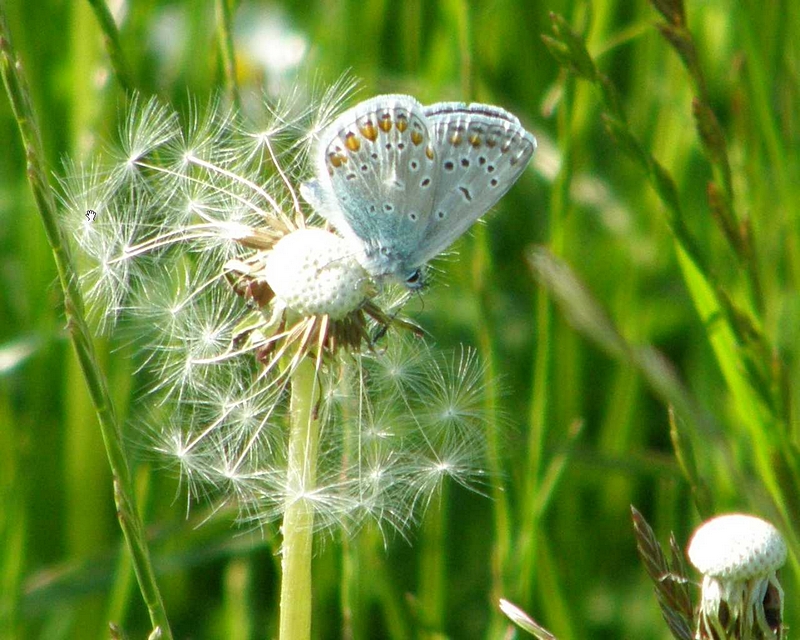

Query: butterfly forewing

[316,95,439,273]
[409,102,536,267]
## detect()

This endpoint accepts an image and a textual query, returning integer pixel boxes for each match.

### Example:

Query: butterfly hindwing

[408,102,536,267]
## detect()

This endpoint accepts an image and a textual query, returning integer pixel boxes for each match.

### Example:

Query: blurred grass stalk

[85,0,133,92]
[214,0,241,109]
[444,2,513,637]
[0,10,172,639]
[515,41,576,640]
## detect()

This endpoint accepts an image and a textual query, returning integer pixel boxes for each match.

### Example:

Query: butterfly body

[301,94,536,289]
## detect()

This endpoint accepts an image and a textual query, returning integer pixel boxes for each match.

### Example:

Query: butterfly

[301,94,536,289]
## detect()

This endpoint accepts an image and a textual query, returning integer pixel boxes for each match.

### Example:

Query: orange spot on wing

[425,145,435,160]
[328,152,346,168]
[468,133,481,146]
[344,132,361,152]
[411,130,423,145]
[359,121,378,142]
[396,116,408,132]
[378,114,393,132]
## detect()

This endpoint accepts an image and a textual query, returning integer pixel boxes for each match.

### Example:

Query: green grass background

[1,0,799,638]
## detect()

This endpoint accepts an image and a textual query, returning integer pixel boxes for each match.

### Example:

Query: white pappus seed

[264,228,369,320]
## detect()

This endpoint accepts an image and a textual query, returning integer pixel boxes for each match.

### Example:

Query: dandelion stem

[279,355,321,640]
[338,364,361,640]
[0,12,172,639]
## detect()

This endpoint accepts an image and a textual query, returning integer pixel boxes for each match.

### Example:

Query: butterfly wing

[308,94,440,280]
[406,102,536,268]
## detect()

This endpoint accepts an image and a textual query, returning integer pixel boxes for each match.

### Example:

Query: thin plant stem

[650,0,764,313]
[86,0,133,91]
[479,322,508,639]
[222,558,254,640]
[279,355,320,640]
[445,3,511,636]
[518,67,575,604]
[0,12,172,639]
[340,533,359,640]
[215,0,241,110]
[0,405,24,638]
[365,525,412,640]
[418,490,447,635]
[449,0,473,98]
[543,11,800,538]
[106,465,154,627]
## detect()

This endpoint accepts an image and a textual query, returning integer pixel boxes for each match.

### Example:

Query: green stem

[339,362,360,640]
[446,5,510,636]
[279,356,320,640]
[0,393,24,639]
[222,557,254,640]
[0,12,171,639]
[340,533,359,640]
[449,0,473,98]
[418,490,447,636]
[518,68,574,603]
[215,0,240,109]
[366,523,412,640]
[86,0,133,91]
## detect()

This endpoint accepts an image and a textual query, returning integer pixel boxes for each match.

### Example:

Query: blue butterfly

[301,94,536,289]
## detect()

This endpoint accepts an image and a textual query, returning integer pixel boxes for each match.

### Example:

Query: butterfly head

[402,266,425,290]
[361,243,428,291]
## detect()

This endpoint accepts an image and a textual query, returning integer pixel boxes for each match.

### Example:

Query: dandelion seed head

[264,228,369,319]
[364,337,429,400]
[61,84,500,541]
[362,417,396,443]
[689,514,786,582]
[403,425,489,513]
[291,74,360,165]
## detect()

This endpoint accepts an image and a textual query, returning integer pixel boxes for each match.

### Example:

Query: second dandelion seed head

[688,513,787,640]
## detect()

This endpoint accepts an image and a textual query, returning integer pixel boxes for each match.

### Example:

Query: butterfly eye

[405,269,424,289]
